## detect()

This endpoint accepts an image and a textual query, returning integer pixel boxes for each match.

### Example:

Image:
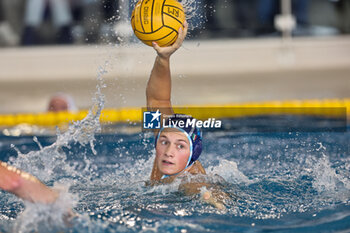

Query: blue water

[0,115,349,232]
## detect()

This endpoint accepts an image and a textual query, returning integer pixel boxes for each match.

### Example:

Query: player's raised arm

[0,161,58,204]
[146,21,188,116]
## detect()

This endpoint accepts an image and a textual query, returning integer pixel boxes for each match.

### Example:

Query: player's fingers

[152,41,161,52]
[178,22,188,43]
[178,25,185,41]
[215,202,226,210]
[183,21,188,37]
[202,191,211,200]
[172,27,184,49]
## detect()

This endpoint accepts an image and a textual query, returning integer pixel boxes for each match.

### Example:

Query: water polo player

[146,22,227,209]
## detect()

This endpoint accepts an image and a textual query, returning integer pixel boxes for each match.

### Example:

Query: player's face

[155,129,191,176]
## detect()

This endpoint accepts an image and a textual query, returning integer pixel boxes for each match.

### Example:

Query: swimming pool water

[0,116,349,232]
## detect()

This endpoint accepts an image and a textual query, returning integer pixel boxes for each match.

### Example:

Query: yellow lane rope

[0,98,349,127]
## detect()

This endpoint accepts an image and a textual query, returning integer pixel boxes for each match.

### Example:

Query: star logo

[143,110,161,129]
[151,110,161,122]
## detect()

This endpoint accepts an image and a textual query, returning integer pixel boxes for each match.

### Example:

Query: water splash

[4,58,109,232]
[13,184,79,233]
[207,159,253,184]
[308,153,350,198]
[10,60,107,179]
[180,0,206,34]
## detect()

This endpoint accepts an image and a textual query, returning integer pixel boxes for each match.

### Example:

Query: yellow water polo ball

[131,0,186,47]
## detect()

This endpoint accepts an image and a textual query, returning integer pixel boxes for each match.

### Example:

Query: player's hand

[152,21,188,59]
[201,190,226,210]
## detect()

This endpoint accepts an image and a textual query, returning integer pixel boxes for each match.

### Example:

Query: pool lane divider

[0,98,349,127]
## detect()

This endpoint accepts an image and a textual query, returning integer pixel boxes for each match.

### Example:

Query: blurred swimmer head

[47,93,77,112]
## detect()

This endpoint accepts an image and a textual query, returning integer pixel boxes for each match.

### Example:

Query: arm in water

[146,21,188,116]
[0,161,58,204]
[179,181,229,210]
